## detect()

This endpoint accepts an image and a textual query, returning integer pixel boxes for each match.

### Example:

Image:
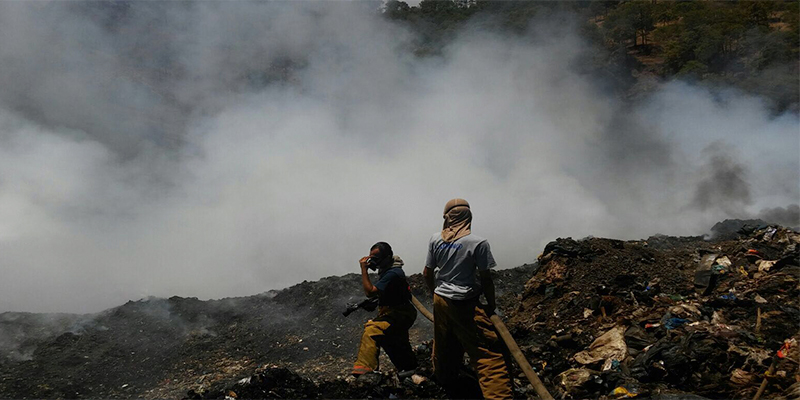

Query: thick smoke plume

[691,142,753,215]
[0,2,797,313]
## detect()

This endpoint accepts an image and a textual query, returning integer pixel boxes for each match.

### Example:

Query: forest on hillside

[382,0,800,112]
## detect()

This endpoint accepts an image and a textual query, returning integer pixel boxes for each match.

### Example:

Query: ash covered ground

[1,221,798,399]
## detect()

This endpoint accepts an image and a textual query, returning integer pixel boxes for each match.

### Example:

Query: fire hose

[410,295,554,400]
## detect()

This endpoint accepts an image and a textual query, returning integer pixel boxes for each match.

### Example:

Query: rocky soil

[1,220,797,399]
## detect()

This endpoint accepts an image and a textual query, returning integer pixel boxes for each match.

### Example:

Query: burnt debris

[1,224,798,399]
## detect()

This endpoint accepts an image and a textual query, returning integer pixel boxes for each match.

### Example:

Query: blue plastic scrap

[663,318,689,330]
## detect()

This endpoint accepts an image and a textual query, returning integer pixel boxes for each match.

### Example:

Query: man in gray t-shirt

[423,198,512,399]
[426,232,496,300]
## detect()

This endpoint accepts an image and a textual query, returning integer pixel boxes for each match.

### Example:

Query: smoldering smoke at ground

[0,2,797,313]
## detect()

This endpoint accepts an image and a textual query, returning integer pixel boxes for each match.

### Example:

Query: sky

[0,2,797,313]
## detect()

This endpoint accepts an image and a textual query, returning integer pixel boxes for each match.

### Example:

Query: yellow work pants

[432,294,512,400]
[353,302,417,374]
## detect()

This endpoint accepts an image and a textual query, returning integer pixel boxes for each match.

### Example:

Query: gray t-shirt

[426,232,497,300]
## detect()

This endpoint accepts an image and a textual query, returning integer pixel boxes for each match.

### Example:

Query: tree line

[382,0,799,112]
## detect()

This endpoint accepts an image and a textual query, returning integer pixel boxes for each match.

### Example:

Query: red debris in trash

[777,340,795,359]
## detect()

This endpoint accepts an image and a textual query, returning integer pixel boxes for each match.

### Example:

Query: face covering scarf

[442,198,472,243]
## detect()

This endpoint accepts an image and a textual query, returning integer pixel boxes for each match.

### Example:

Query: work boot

[351,365,373,376]
[356,371,382,385]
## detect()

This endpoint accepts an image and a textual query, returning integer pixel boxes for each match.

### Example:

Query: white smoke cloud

[0,2,796,313]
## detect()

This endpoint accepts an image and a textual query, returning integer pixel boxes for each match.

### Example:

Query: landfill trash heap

[506,224,799,399]
[190,222,798,400]
[1,222,797,400]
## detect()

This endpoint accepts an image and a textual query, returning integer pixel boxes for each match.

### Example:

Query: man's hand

[423,266,435,296]
[479,301,497,316]
[479,269,497,315]
[360,257,378,297]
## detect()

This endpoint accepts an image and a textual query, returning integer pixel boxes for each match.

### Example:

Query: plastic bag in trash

[557,368,598,394]
[663,318,689,330]
[574,326,627,371]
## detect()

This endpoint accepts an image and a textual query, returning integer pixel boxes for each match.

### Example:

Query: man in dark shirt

[351,242,418,376]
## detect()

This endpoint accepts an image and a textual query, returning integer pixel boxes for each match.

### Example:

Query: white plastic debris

[574,326,627,371]
[758,260,776,272]
[715,256,732,267]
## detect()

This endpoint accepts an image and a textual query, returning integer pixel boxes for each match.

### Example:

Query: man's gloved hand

[479,302,499,317]
[363,299,378,312]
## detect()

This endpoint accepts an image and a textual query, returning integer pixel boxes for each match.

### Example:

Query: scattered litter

[11,220,790,400]
[694,253,718,294]
[757,260,776,272]
[663,318,689,330]
[730,369,754,386]
[715,256,732,267]
[747,249,763,257]
[518,223,799,399]
[574,326,627,371]
[777,339,796,358]
[612,385,638,398]
[558,368,596,394]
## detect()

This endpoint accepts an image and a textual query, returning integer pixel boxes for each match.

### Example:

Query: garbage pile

[509,223,800,399]
[182,222,798,400]
[184,348,449,400]
[185,340,535,399]
[10,220,793,398]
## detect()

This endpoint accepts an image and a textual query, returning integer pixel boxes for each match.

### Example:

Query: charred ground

[0,221,798,399]
[0,260,533,399]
